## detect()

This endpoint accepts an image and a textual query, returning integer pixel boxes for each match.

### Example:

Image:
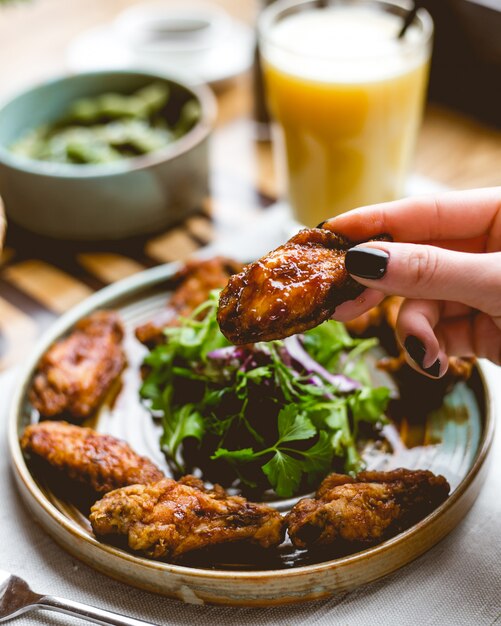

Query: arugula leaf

[262,450,302,498]
[140,371,167,404]
[244,366,272,382]
[268,345,299,402]
[201,387,229,407]
[305,401,361,468]
[143,345,174,368]
[277,405,316,443]
[161,291,229,362]
[304,321,381,387]
[211,447,256,462]
[330,429,348,457]
[349,387,390,423]
[305,400,349,430]
[303,320,354,370]
[341,337,378,384]
[344,442,365,474]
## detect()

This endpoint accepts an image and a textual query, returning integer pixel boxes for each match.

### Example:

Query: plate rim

[8,260,496,583]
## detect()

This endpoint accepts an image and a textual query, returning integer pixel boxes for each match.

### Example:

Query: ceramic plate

[8,260,494,606]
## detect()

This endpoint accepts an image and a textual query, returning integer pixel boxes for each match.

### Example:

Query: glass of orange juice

[258,0,433,227]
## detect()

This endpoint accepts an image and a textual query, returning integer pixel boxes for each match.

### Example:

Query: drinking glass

[259,0,433,227]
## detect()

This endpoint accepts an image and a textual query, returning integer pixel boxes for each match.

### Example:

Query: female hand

[322,187,501,378]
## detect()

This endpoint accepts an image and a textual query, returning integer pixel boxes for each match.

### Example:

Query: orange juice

[259,2,432,227]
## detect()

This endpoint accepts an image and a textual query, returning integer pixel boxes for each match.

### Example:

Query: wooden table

[0,0,501,370]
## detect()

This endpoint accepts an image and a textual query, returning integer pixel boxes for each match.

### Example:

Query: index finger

[323,187,501,246]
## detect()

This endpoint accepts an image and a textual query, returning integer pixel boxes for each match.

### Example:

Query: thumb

[344,241,501,315]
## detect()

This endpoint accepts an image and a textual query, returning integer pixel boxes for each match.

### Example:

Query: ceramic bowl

[0,70,216,240]
[8,257,495,606]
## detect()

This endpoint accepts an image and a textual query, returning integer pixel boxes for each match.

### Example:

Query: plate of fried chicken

[8,229,494,606]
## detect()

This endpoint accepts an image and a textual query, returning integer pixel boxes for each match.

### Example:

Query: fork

[0,569,161,625]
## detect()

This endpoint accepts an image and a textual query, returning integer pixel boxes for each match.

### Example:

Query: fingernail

[345,247,389,280]
[404,335,426,369]
[424,359,441,378]
[404,335,441,377]
[316,220,327,229]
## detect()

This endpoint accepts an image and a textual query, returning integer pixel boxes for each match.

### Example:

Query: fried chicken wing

[346,297,475,380]
[30,311,126,420]
[345,296,403,336]
[21,421,164,493]
[136,257,243,347]
[286,468,450,549]
[90,477,285,559]
[217,229,390,344]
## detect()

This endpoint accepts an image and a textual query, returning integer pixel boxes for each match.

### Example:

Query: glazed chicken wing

[345,297,475,379]
[136,257,243,347]
[286,468,450,549]
[90,477,285,559]
[21,421,164,493]
[30,311,126,420]
[217,228,390,344]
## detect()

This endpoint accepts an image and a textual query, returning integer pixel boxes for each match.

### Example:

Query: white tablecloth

[1,362,501,626]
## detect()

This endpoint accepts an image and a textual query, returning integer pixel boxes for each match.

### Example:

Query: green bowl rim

[0,69,217,180]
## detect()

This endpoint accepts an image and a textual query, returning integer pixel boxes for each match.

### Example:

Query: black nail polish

[424,359,441,378]
[345,247,388,279]
[404,335,426,369]
[316,220,327,229]
[405,335,441,377]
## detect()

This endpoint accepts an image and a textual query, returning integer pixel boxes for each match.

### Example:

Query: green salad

[140,291,390,498]
[10,82,200,165]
